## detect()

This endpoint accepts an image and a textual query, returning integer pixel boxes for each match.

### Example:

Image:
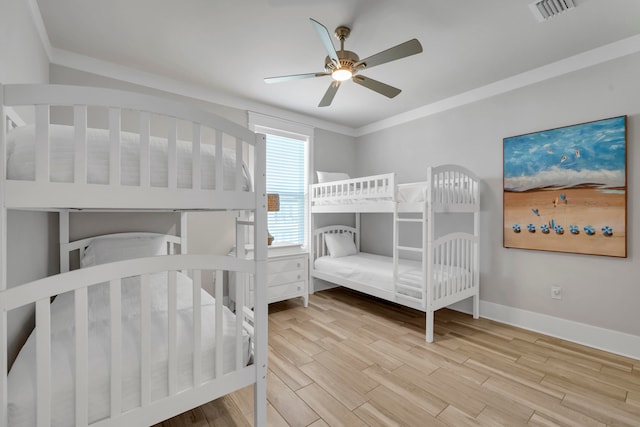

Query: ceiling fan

[264,18,423,107]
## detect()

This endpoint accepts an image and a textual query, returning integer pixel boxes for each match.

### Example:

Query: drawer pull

[297,275,301,280]
[296,262,301,268]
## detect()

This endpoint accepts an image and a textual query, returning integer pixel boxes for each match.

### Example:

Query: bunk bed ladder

[393,209,427,306]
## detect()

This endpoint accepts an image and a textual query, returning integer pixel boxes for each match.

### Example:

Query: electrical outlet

[551,285,563,300]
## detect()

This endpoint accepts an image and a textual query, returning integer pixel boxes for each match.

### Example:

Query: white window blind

[248,111,312,247]
[266,134,305,244]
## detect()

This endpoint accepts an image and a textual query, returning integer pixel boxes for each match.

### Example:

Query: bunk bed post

[425,167,435,343]
[473,209,480,319]
[60,210,70,272]
[355,212,361,251]
[252,133,268,427]
[180,212,188,254]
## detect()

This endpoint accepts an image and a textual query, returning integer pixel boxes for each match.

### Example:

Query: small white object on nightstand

[230,242,309,308]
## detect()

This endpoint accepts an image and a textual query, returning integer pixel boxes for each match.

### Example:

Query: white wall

[355,52,640,342]
[1,0,51,367]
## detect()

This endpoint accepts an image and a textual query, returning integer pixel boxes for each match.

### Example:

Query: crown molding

[354,33,640,137]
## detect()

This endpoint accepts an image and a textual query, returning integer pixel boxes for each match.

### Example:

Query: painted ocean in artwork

[503,116,626,257]
[504,116,626,191]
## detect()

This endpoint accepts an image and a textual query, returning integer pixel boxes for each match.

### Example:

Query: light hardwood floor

[156,288,640,426]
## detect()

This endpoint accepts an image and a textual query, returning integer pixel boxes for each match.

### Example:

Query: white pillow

[316,171,351,183]
[81,235,168,267]
[324,233,357,258]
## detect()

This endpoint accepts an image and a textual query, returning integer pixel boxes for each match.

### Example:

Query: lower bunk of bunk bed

[3,232,259,427]
[311,226,480,342]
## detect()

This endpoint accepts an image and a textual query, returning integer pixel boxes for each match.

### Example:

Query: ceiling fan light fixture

[332,68,352,81]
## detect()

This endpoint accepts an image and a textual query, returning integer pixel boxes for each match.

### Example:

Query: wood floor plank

[276,328,325,357]
[476,405,533,427]
[200,395,250,427]
[366,384,447,426]
[398,366,486,417]
[407,345,488,385]
[299,360,369,410]
[482,376,605,427]
[311,349,379,395]
[269,333,315,366]
[296,383,369,427]
[369,338,440,373]
[535,336,635,372]
[561,391,640,426]
[266,402,291,427]
[437,405,484,426]
[362,363,448,416]
[403,364,534,423]
[336,335,405,371]
[267,371,319,427]
[353,401,403,427]
[268,345,314,391]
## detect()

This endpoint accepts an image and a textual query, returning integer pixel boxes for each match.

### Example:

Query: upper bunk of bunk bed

[310,164,480,214]
[1,84,265,212]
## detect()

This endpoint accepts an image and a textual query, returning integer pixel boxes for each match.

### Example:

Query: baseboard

[448,299,640,360]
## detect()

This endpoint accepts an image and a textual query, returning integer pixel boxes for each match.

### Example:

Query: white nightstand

[229,242,309,308]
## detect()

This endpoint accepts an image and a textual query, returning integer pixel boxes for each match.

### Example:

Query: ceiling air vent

[529,0,575,22]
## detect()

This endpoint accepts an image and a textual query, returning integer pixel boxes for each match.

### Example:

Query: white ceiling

[35,0,640,131]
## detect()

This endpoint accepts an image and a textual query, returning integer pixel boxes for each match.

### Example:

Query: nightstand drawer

[268,257,305,273]
[268,269,305,286]
[268,281,306,302]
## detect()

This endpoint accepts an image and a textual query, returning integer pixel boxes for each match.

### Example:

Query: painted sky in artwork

[504,116,626,192]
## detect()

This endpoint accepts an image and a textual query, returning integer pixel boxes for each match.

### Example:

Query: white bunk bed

[0,84,268,427]
[310,165,480,342]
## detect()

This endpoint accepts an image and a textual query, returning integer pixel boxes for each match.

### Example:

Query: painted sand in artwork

[504,188,625,256]
[503,116,626,257]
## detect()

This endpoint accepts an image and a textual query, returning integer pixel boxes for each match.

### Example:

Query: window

[248,112,312,247]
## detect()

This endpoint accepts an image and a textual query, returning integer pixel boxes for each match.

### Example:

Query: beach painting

[503,116,627,257]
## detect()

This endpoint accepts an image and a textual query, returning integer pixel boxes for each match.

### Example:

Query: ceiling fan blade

[264,72,330,84]
[352,75,401,98]
[318,80,341,107]
[310,18,340,68]
[354,39,423,69]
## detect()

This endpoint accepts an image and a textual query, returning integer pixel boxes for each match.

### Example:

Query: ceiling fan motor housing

[324,50,361,73]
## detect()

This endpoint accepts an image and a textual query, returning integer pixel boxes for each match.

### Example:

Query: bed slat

[215,269,223,378]
[108,108,121,186]
[235,137,243,192]
[192,270,202,387]
[215,130,223,191]
[110,279,122,417]
[168,271,178,396]
[235,270,244,371]
[36,298,51,427]
[192,123,201,190]
[140,112,151,188]
[167,118,177,189]
[74,287,89,427]
[74,106,87,185]
[35,105,49,184]
[140,274,151,406]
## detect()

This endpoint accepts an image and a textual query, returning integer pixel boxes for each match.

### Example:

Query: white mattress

[314,252,471,299]
[7,271,251,427]
[315,253,423,297]
[5,124,251,191]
